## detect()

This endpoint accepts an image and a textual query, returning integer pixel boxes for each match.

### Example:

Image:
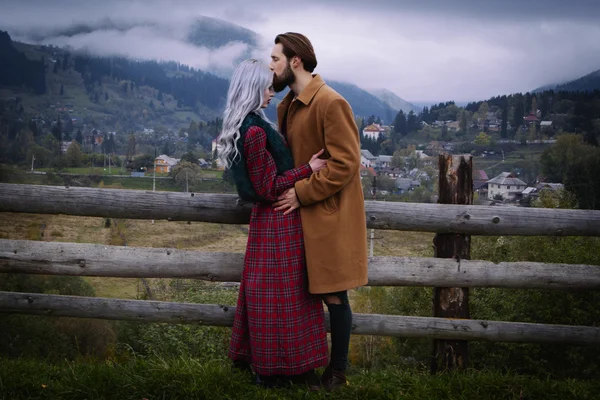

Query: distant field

[0,211,434,298]
[35,167,168,177]
[2,168,232,192]
[471,143,548,180]
[34,167,223,178]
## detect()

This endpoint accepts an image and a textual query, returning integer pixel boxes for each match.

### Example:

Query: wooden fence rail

[2,239,600,290]
[2,183,600,236]
[1,182,600,351]
[1,291,599,345]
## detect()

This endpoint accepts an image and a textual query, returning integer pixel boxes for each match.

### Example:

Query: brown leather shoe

[321,365,348,391]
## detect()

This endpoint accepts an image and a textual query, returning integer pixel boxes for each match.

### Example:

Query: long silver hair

[217,59,276,169]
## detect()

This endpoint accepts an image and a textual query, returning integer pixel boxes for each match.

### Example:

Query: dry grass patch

[0,213,109,244]
[83,277,141,299]
[372,230,435,257]
[122,219,248,253]
[1,213,249,299]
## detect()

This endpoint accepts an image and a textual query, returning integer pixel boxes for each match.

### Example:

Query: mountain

[7,17,157,43]
[327,81,397,123]
[8,16,262,79]
[534,68,600,93]
[264,80,397,124]
[368,88,418,114]
[3,16,400,125]
[10,15,260,51]
[555,68,600,92]
[185,16,260,50]
[0,30,227,137]
[0,31,45,94]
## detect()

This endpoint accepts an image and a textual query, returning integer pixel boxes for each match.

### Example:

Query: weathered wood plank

[432,154,472,371]
[1,291,598,345]
[2,183,600,236]
[2,239,599,289]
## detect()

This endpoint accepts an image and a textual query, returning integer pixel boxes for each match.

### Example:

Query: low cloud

[2,0,600,102]
[12,24,249,72]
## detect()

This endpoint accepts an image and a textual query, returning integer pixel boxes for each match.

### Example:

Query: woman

[217,59,328,387]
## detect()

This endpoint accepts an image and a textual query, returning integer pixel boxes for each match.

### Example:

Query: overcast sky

[2,0,600,103]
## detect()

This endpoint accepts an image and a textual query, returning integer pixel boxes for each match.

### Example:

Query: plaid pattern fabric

[229,126,328,376]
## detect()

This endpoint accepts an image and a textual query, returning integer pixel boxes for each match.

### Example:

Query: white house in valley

[362,124,385,140]
[360,149,377,167]
[487,172,527,201]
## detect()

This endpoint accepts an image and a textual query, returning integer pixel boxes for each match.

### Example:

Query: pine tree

[393,110,407,137]
[51,118,62,142]
[407,111,417,134]
[501,107,508,138]
[75,129,83,144]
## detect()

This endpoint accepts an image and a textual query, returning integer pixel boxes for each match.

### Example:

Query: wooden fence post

[431,154,473,373]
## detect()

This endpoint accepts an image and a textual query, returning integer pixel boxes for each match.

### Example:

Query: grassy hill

[2,37,226,133]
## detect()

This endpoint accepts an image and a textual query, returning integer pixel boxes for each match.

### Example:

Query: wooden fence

[1,181,600,362]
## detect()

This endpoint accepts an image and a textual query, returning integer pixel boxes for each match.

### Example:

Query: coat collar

[277,74,326,111]
[296,74,326,105]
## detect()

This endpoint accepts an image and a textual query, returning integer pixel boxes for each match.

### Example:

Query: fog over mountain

[2,0,600,102]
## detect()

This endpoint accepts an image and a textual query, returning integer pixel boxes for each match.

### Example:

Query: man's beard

[272,62,295,93]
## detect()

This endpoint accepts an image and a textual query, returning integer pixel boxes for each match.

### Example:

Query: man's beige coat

[277,74,368,294]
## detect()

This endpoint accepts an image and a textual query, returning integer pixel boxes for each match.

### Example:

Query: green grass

[1,357,598,400]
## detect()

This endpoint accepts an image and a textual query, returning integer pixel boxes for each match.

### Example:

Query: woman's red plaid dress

[228,125,328,376]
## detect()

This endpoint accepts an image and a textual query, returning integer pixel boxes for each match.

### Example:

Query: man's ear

[291,56,301,69]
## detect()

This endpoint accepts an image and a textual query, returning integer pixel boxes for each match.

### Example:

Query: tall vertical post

[431,154,472,373]
[153,149,156,192]
[152,148,156,224]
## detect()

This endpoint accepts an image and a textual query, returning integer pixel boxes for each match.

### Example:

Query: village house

[540,120,553,133]
[377,166,403,178]
[408,168,430,181]
[426,141,455,156]
[375,155,393,169]
[523,114,539,126]
[60,141,73,153]
[154,154,180,173]
[414,150,433,166]
[395,177,421,194]
[362,123,385,140]
[473,169,489,191]
[473,169,489,199]
[360,149,377,168]
[521,182,565,200]
[446,120,460,132]
[487,172,527,201]
[360,164,377,179]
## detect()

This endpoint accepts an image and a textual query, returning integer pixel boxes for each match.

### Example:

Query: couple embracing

[217,32,367,391]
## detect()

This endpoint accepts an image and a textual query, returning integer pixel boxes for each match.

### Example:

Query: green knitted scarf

[227,112,295,202]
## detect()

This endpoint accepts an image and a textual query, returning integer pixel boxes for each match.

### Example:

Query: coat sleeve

[244,126,312,202]
[294,97,361,206]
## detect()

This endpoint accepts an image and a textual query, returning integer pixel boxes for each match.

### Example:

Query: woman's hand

[309,149,327,172]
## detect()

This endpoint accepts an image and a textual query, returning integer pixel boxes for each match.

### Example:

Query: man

[270,32,368,391]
